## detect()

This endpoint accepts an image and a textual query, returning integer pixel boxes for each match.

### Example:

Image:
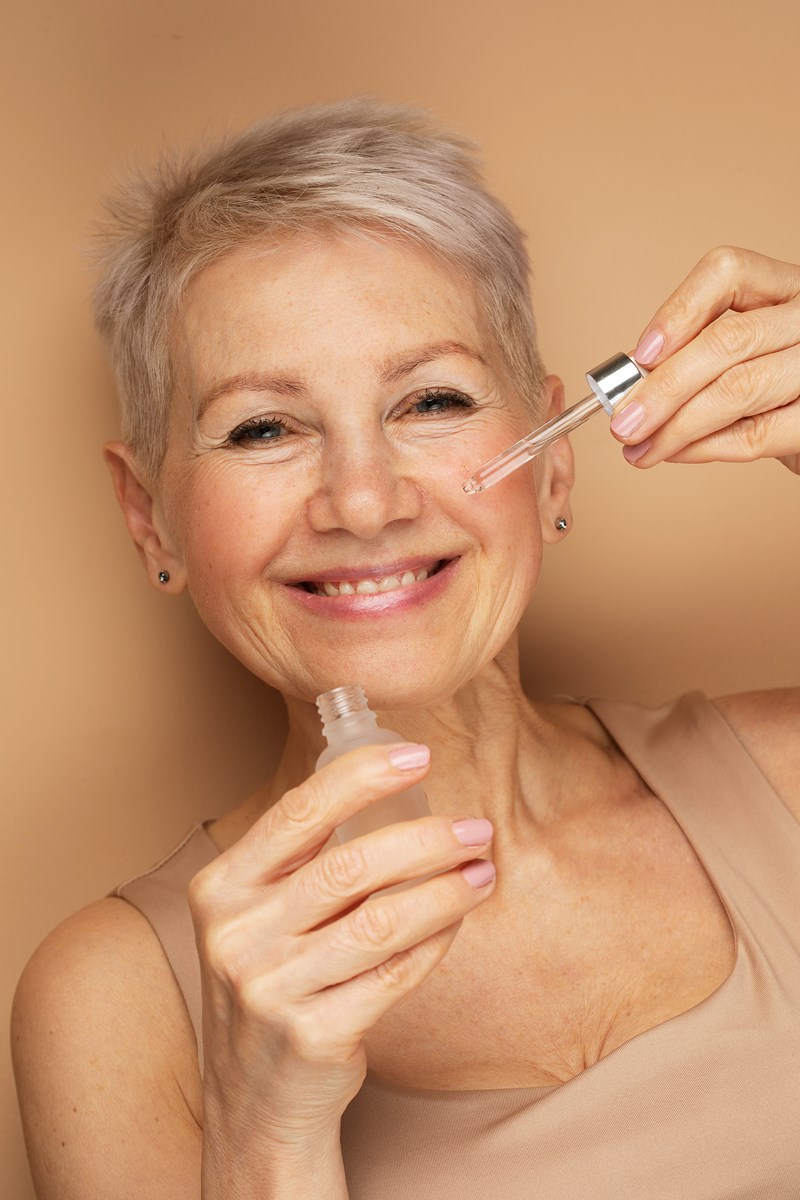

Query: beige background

[3,0,799,1192]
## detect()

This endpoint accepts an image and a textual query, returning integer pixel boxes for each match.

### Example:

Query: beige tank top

[113,693,800,1197]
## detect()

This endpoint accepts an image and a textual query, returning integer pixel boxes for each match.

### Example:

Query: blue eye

[227,417,289,445]
[411,389,473,415]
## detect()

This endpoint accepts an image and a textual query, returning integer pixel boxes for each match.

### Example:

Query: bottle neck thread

[316,684,370,725]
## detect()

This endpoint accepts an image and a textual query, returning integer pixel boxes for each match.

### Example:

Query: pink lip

[282,557,460,620]
[289,556,446,586]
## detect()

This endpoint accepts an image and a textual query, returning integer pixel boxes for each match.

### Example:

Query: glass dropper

[463,351,647,494]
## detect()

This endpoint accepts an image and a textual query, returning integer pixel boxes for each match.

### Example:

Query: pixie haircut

[91,97,546,481]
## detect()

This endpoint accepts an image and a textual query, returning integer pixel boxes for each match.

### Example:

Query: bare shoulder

[12,897,202,1200]
[711,687,800,821]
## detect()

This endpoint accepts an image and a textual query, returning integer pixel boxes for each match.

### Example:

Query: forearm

[201,1127,349,1200]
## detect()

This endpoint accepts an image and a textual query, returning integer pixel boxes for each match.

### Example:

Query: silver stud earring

[555,517,568,531]
[158,570,171,584]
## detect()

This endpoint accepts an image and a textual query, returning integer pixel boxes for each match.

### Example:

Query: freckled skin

[158,230,566,709]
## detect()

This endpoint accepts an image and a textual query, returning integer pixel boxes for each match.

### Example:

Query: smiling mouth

[296,559,449,597]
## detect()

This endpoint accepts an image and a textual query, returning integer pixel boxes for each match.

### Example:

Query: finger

[631,246,800,369]
[292,859,495,995]
[199,743,431,893]
[662,396,800,465]
[621,344,800,467]
[304,921,463,1046]
[612,300,800,445]
[284,813,494,934]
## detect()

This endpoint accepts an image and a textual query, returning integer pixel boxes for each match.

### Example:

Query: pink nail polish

[388,743,430,770]
[634,330,664,366]
[452,818,494,846]
[610,401,646,438]
[623,439,652,464]
[461,859,496,888]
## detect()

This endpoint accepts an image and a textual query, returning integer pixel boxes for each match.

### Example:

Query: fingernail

[633,330,664,366]
[388,743,430,770]
[610,401,646,438]
[623,439,652,464]
[461,859,497,888]
[451,817,494,846]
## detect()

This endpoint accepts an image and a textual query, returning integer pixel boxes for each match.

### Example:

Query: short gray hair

[91,97,546,481]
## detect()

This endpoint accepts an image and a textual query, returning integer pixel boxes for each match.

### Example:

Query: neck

[251,639,616,839]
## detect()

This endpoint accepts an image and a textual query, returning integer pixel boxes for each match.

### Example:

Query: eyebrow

[196,339,487,419]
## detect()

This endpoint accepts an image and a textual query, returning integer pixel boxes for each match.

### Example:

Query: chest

[363,804,737,1090]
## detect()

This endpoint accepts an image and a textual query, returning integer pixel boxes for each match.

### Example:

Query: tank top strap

[583,691,800,934]
[111,822,218,1075]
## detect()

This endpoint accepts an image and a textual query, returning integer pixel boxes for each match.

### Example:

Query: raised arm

[607,246,800,819]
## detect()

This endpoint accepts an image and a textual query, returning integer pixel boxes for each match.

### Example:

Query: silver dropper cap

[585,352,646,415]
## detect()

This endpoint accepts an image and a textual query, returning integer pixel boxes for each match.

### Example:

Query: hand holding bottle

[188,742,495,1187]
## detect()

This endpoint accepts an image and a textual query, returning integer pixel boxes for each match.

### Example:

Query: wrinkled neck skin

[243,635,621,856]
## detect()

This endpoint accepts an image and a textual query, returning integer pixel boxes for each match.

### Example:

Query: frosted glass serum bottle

[316,684,431,845]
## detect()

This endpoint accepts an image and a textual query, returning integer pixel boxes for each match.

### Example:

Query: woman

[12,98,800,1198]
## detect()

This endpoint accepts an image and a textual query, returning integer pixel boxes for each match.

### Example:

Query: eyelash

[225,388,475,445]
[226,415,293,445]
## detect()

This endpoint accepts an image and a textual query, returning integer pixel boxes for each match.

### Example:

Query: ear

[535,376,575,545]
[102,442,186,593]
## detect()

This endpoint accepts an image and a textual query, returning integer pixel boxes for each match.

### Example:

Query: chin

[281,634,507,714]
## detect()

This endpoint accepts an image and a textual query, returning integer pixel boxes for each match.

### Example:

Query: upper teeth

[315,568,430,597]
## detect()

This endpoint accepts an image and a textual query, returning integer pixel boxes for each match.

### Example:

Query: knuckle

[187,865,218,918]
[287,1011,333,1060]
[735,414,768,457]
[349,899,399,950]
[279,782,321,829]
[703,244,744,279]
[665,288,694,328]
[650,360,683,400]
[405,818,441,857]
[713,360,759,408]
[235,973,283,1022]
[199,919,239,979]
[707,314,757,360]
[316,843,370,894]
[234,973,263,1014]
[372,947,417,990]
[201,921,285,998]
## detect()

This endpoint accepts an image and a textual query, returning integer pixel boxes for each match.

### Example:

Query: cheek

[433,452,542,594]
[453,438,542,541]
[175,466,302,589]
[485,468,541,588]
[484,480,543,598]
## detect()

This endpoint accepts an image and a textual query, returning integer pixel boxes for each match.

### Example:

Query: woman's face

[157,230,564,708]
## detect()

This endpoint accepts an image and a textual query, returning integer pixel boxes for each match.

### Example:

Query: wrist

[202,1123,348,1200]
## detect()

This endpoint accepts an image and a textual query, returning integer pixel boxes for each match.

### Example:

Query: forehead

[172,229,493,386]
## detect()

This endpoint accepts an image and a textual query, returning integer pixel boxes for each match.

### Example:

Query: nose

[305,428,424,539]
